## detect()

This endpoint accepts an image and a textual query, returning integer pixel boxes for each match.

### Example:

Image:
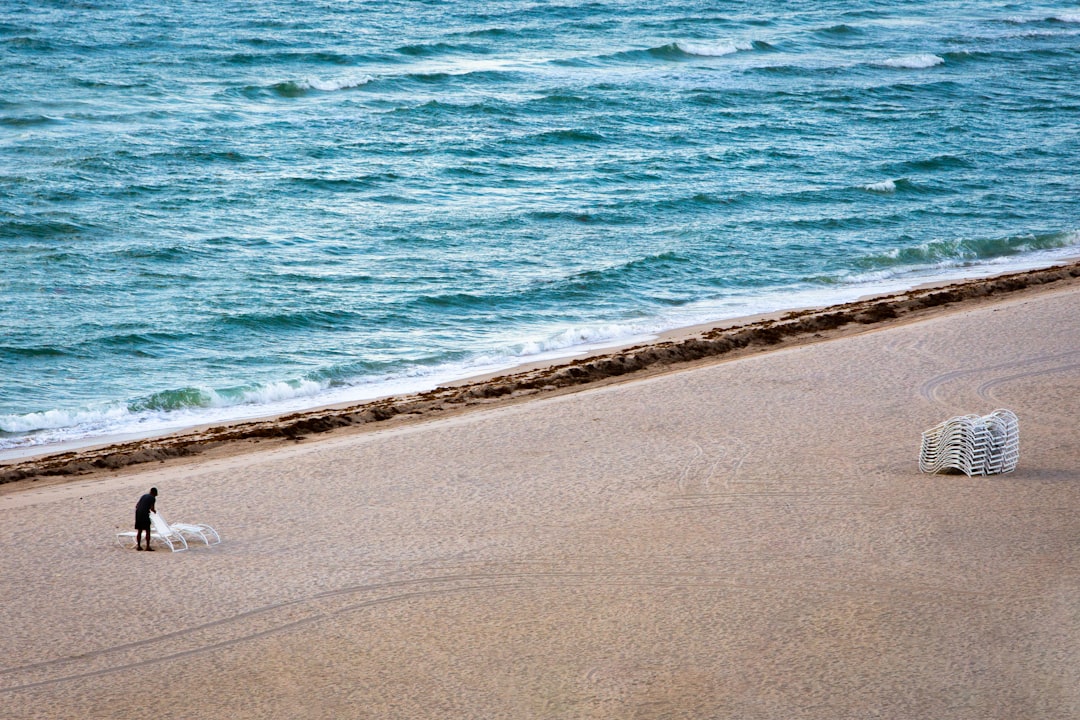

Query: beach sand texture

[2,286,1078,719]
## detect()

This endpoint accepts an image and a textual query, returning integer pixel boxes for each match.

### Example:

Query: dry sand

[1,277,1078,719]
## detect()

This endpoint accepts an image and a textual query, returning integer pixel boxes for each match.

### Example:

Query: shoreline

[3,259,1079,488]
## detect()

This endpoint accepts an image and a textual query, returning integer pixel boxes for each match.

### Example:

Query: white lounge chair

[116,512,189,552]
[159,513,220,546]
[919,409,1019,476]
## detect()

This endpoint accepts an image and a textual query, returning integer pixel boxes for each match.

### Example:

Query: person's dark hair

[150,487,158,495]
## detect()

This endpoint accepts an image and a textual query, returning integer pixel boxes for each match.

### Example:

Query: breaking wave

[880,54,944,69]
[271,75,374,96]
[674,40,756,57]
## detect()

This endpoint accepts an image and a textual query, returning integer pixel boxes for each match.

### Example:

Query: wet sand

[1,266,1078,718]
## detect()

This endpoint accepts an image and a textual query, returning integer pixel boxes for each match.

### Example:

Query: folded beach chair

[159,513,221,547]
[116,512,189,552]
[919,409,1019,476]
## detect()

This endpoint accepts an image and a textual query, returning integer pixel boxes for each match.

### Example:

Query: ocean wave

[528,210,599,223]
[884,154,974,173]
[458,27,516,39]
[412,291,496,310]
[395,97,515,119]
[993,14,1080,39]
[879,54,944,69]
[93,330,194,355]
[410,250,692,314]
[283,173,400,192]
[109,243,207,262]
[0,21,30,35]
[652,192,750,210]
[0,378,332,449]
[0,114,62,128]
[215,309,362,333]
[520,128,606,145]
[127,387,215,413]
[0,405,132,436]
[0,345,73,359]
[863,179,896,193]
[940,49,996,64]
[129,379,329,413]
[674,40,755,57]
[237,36,298,49]
[1,36,54,51]
[1008,28,1080,40]
[532,92,588,106]
[0,218,89,239]
[511,322,652,358]
[852,230,1080,277]
[372,67,522,88]
[272,75,374,95]
[816,24,863,37]
[564,252,693,292]
[594,39,766,64]
[745,62,847,78]
[396,41,491,57]
[856,178,941,196]
[227,50,360,66]
[1012,13,1080,25]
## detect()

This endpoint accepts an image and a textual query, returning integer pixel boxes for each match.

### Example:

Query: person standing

[134,487,158,551]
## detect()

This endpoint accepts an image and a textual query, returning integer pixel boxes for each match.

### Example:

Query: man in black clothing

[134,487,158,551]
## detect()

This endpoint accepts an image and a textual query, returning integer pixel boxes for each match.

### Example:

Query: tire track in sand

[919,350,1080,404]
[0,561,1011,694]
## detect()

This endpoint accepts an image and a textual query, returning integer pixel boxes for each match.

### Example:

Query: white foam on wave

[0,405,131,434]
[515,323,648,356]
[864,179,897,193]
[1006,14,1080,26]
[297,75,374,92]
[212,379,327,406]
[676,40,754,57]
[881,54,944,69]
[845,231,1080,285]
[1002,14,1080,37]
[0,379,336,456]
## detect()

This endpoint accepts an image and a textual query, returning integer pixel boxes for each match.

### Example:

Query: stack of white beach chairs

[919,409,1020,476]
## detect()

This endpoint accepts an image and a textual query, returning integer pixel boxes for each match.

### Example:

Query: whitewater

[2,0,1079,457]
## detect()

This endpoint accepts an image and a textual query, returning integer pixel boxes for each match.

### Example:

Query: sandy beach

[2,269,1079,718]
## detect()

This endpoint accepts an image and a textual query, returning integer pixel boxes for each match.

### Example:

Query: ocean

[2,0,1079,457]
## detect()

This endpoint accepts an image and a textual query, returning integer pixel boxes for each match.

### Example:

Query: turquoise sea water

[2,1,1079,456]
